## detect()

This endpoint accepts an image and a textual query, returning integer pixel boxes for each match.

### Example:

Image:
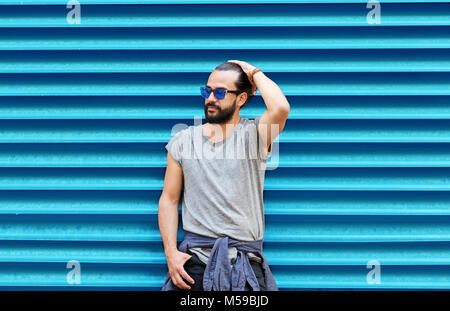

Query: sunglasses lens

[214,89,225,99]
[200,87,211,99]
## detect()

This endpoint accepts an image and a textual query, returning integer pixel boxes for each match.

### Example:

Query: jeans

[172,250,267,291]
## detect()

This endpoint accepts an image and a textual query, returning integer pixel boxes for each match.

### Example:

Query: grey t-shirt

[165,117,271,265]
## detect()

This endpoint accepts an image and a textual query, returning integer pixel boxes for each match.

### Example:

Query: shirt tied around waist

[161,231,278,291]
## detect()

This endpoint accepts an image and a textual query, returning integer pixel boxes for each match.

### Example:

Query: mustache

[205,103,221,110]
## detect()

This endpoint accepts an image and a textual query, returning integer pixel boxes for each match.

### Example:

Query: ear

[237,92,247,108]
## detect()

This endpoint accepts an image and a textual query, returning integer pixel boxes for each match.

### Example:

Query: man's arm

[158,152,194,290]
[252,71,290,154]
[228,60,290,155]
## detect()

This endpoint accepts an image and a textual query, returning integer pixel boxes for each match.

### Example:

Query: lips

[207,106,218,112]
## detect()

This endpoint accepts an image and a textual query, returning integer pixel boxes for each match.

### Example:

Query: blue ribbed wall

[0,0,449,290]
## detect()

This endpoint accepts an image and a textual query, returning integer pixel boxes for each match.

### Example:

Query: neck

[204,114,241,140]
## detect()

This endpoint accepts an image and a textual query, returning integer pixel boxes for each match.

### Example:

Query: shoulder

[169,126,190,142]
[239,117,262,136]
[241,116,272,160]
[239,117,258,130]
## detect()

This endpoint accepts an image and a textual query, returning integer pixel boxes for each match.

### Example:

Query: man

[158,60,290,291]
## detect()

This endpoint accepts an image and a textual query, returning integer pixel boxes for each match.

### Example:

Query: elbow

[277,100,290,117]
[159,192,180,210]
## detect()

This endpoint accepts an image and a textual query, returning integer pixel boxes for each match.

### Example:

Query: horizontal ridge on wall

[0,167,450,190]
[2,190,450,215]
[0,72,449,95]
[0,119,450,142]
[0,3,449,27]
[2,143,450,167]
[0,27,449,50]
[1,50,450,73]
[0,0,447,4]
[2,241,450,266]
[0,96,450,119]
[4,263,450,290]
[1,214,450,242]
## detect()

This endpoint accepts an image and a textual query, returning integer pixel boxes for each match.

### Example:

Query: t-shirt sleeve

[254,117,272,161]
[165,130,184,167]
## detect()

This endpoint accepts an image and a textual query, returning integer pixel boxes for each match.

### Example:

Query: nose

[207,91,217,101]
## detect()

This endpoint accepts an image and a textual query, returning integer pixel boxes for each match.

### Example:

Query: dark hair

[213,62,254,109]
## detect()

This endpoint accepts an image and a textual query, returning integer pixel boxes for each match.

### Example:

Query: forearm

[253,71,290,113]
[158,195,179,257]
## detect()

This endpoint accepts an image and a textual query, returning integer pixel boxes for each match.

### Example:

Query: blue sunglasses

[200,86,241,100]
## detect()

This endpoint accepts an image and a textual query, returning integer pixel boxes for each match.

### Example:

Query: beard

[204,98,237,124]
